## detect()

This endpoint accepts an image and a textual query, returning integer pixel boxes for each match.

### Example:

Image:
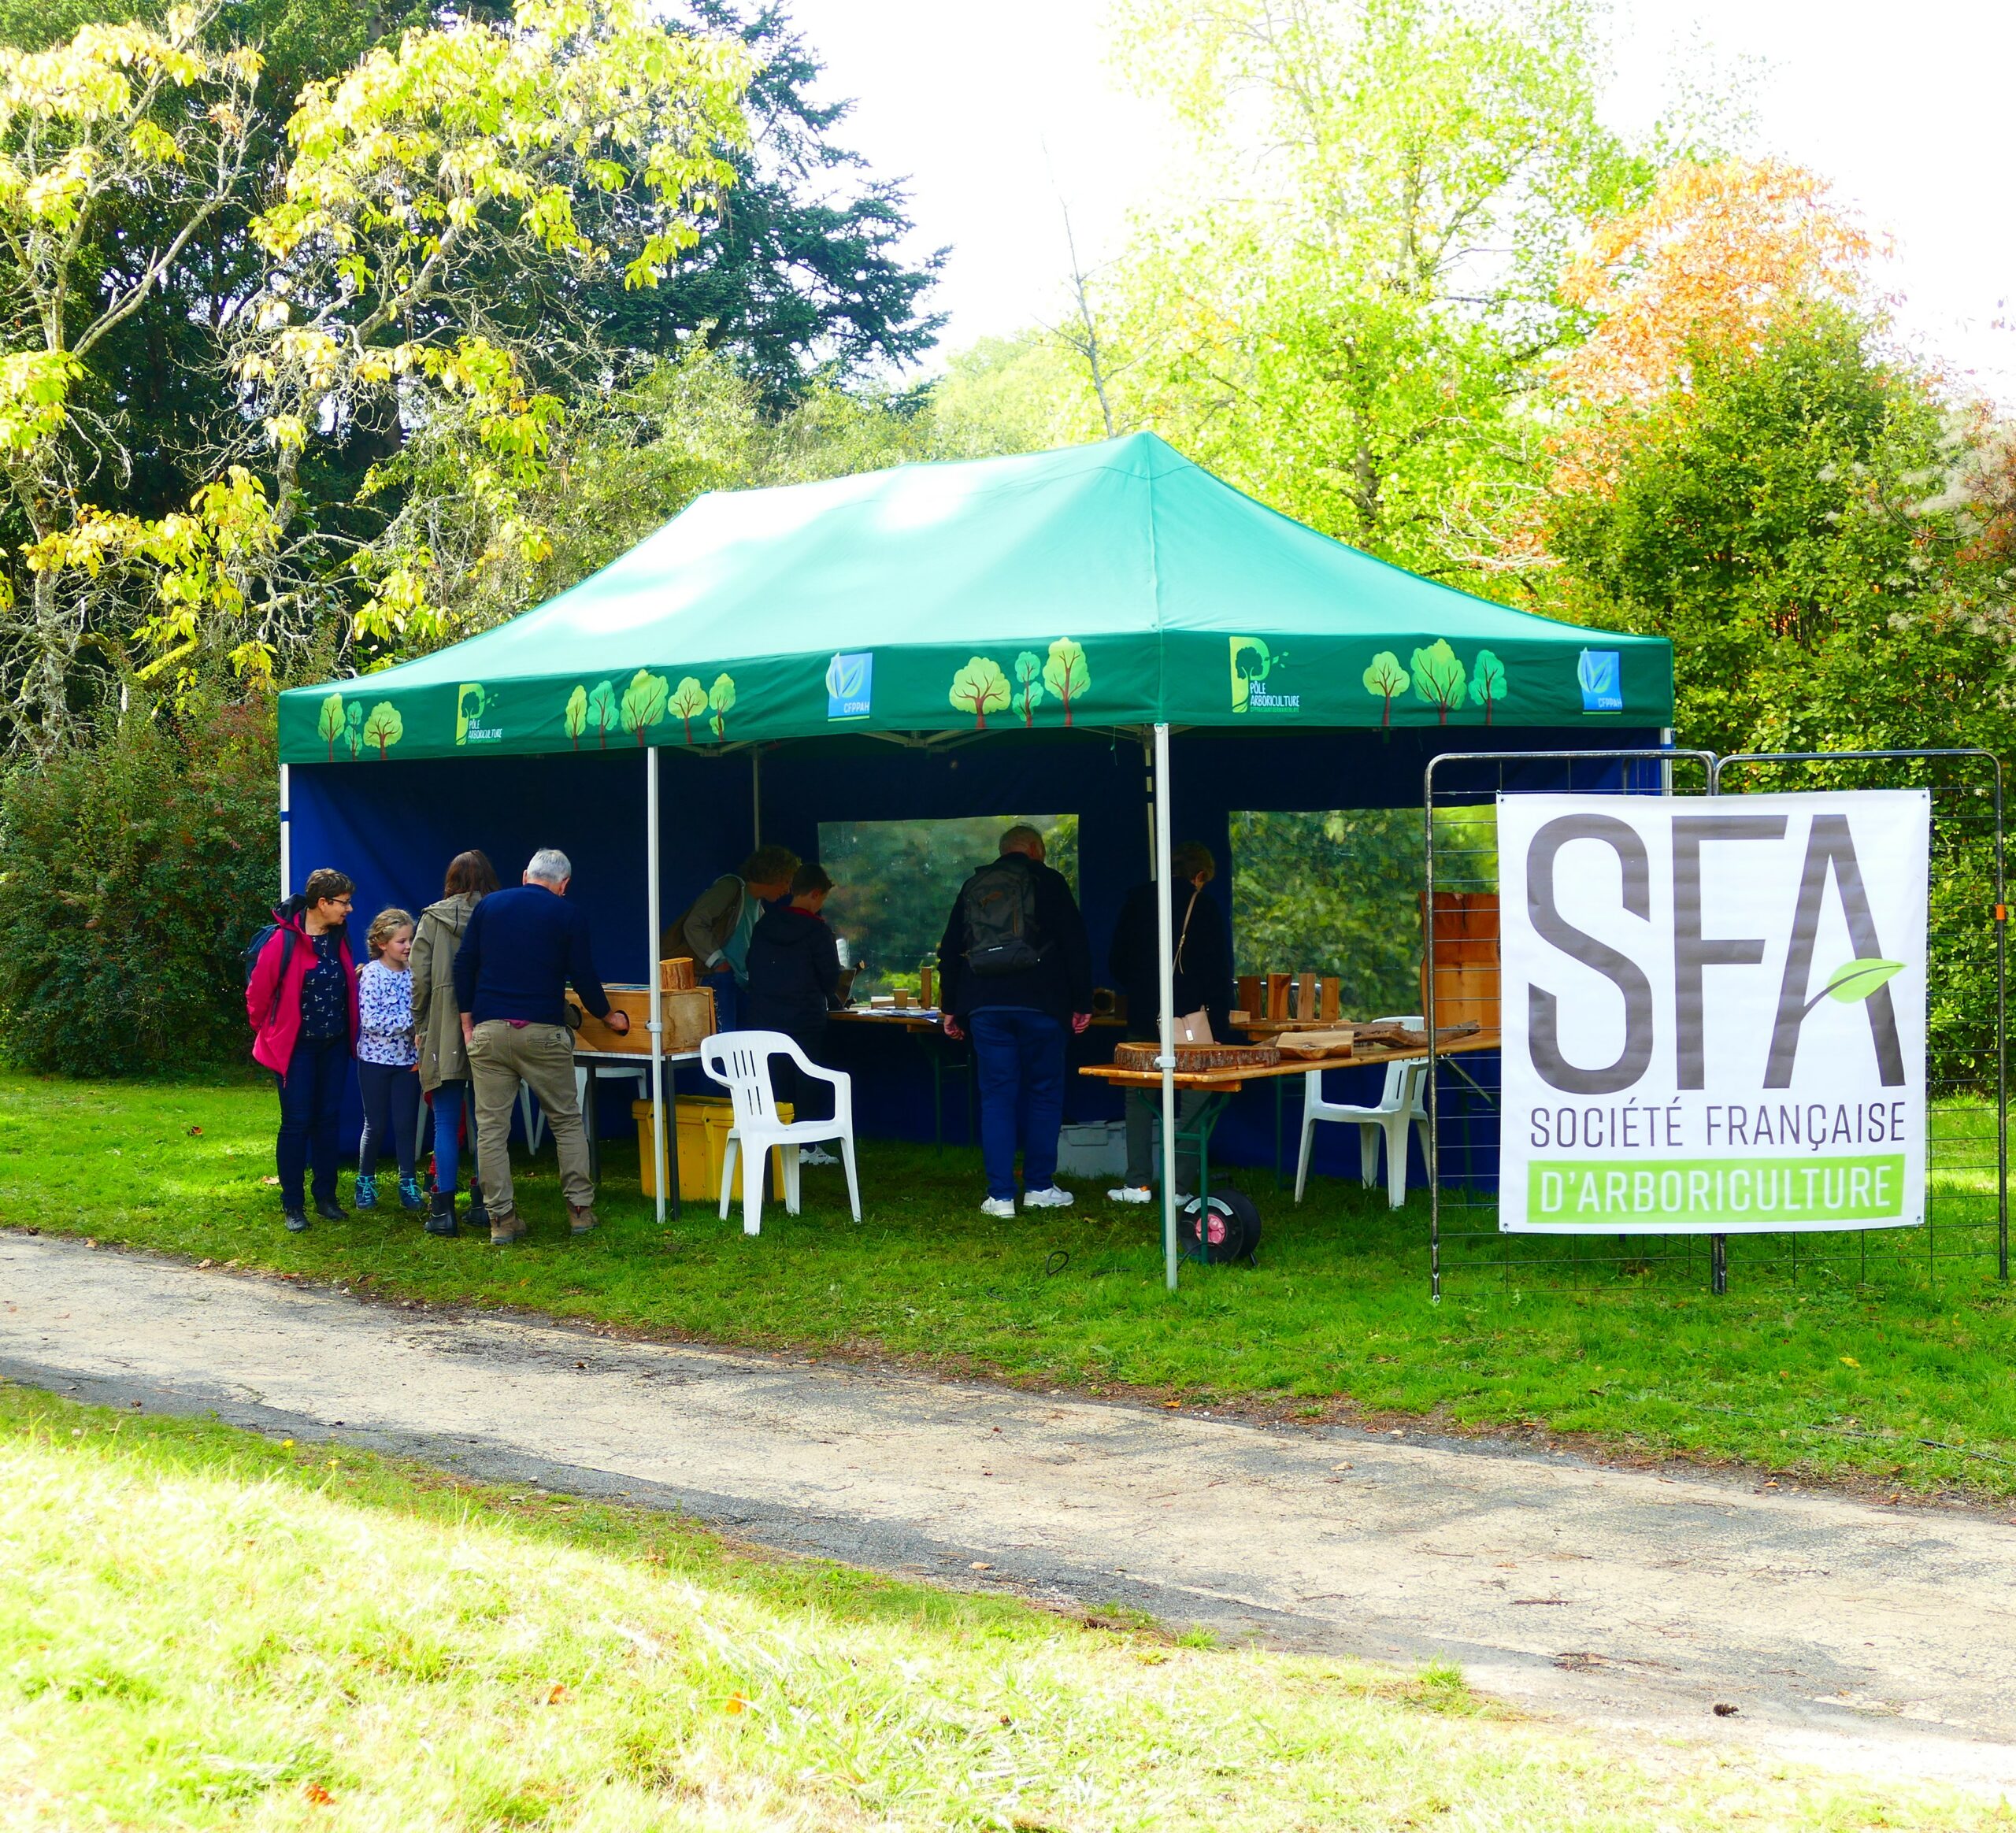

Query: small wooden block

[1266,973,1292,1020]
[1237,975,1263,1017]
[659,956,696,992]
[1319,977,1340,1022]
[1295,972,1316,1020]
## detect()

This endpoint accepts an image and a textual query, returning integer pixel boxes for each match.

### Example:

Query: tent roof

[280,430,1671,764]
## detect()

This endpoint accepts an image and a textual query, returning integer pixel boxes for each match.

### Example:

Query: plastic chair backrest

[1374,1016,1426,1111]
[701,1030,795,1131]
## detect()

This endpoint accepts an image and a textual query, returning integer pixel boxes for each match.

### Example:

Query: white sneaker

[1022,1186,1075,1209]
[1106,1184,1153,1204]
[801,1145,839,1166]
[980,1196,1018,1219]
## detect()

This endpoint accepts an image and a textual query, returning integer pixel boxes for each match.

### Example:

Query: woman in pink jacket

[246,867,361,1232]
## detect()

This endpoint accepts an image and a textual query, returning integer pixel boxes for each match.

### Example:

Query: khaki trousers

[466,1020,594,1219]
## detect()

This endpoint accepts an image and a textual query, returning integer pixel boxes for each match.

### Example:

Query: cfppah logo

[1525,809,1907,1096]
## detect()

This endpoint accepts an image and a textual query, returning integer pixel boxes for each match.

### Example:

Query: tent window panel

[1228,807,1497,1020]
[817,814,1078,998]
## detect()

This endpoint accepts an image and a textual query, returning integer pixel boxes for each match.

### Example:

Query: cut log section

[1112,1040,1282,1074]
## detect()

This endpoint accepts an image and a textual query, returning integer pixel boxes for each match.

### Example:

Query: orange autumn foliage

[1549,161,1879,495]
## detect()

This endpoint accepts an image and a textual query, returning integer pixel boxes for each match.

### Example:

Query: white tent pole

[752,747,762,846]
[647,745,668,1225]
[1154,722,1179,1292]
[278,764,291,899]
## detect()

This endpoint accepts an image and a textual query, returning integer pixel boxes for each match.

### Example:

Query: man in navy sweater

[454,847,628,1244]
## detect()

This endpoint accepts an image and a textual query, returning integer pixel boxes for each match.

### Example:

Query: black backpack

[959,857,1048,978]
[1179,1187,1262,1265]
[243,896,306,1024]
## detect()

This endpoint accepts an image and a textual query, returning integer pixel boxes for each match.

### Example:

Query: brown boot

[568,1202,598,1237]
[488,1209,524,1245]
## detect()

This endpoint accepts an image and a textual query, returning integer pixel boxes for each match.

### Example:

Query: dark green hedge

[0,701,277,1076]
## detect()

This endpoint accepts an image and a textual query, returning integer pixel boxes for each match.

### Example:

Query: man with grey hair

[454,847,628,1244]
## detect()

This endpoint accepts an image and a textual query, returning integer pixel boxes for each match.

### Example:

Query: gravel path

[6,1230,2014,1797]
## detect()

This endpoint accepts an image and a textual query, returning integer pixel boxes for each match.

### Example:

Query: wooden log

[659,956,696,992]
[1114,1040,1281,1073]
[1236,975,1262,1020]
[1318,977,1340,1022]
[1276,1027,1355,1059]
[1295,971,1317,1020]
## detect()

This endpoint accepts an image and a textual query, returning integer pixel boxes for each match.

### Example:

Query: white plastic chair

[1294,1015,1429,1209]
[701,1031,861,1236]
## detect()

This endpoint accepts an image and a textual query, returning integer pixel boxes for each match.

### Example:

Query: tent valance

[279,431,1673,765]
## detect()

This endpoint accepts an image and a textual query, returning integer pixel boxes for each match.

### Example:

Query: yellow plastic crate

[634,1096,791,1203]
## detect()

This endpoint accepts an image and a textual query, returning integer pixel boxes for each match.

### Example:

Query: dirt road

[5,1230,2014,1796]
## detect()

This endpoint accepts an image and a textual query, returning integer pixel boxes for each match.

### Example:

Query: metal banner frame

[1422,746,2008,1299]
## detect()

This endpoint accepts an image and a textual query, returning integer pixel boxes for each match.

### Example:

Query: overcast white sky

[784,0,2014,402]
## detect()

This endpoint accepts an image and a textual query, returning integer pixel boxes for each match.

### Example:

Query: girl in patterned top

[356,907,423,1211]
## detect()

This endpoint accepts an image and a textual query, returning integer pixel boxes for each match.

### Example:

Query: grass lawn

[0,1379,2000,1831]
[3,1069,2015,1500]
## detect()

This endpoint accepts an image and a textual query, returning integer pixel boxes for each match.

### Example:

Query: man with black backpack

[937,825,1093,1217]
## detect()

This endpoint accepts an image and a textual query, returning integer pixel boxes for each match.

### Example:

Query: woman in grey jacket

[410,849,499,1235]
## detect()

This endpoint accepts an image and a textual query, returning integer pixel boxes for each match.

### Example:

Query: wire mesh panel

[1423,750,1716,1298]
[1422,746,2007,1298]
[1709,751,2007,1291]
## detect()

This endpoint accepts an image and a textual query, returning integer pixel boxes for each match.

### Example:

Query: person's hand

[606,1009,632,1035]
[1070,1011,1092,1035]
[460,1013,474,1045]
[943,1013,963,1041]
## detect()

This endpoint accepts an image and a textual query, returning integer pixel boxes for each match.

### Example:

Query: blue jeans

[431,1079,469,1195]
[275,1032,349,1209]
[968,1008,1065,1201]
[358,1059,420,1179]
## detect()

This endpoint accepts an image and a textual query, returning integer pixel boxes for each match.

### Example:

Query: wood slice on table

[1275,1028,1357,1059]
[1112,1040,1282,1073]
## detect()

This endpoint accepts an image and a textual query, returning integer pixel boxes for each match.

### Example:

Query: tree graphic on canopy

[1468,650,1508,724]
[669,676,709,742]
[585,680,619,749]
[1361,652,1407,734]
[1410,640,1467,725]
[1042,638,1090,726]
[708,672,736,739]
[1013,651,1045,727]
[949,656,1010,728]
[317,693,346,761]
[361,702,404,759]
[562,685,588,750]
[344,702,365,759]
[621,669,669,746]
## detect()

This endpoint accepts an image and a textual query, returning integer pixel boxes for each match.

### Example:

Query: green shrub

[0,699,276,1075]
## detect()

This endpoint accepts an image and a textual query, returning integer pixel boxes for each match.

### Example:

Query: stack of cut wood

[1232,972,1342,1027]
[1421,891,1499,1028]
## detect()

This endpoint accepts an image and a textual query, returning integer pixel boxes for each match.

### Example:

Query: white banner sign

[1495,791,1929,1235]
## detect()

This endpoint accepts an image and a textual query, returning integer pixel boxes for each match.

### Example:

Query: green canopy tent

[282,431,1673,1283]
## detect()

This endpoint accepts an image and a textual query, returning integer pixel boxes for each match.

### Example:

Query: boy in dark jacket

[937,826,1094,1216]
[746,864,843,1131]
[1106,840,1236,1202]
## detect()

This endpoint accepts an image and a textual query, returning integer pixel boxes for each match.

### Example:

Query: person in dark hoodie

[937,825,1093,1217]
[745,863,843,1150]
[1106,840,1237,1204]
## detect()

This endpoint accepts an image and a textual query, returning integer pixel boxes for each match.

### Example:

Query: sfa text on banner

[1496,791,1929,1235]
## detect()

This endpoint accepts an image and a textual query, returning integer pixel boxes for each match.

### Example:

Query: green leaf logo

[1820,958,1905,1006]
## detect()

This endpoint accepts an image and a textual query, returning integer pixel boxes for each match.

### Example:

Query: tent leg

[648,746,668,1226]
[752,747,762,847]
[278,764,291,901]
[1154,723,1179,1293]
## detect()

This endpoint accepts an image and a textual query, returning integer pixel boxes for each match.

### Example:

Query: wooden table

[517,1046,702,1213]
[1079,1031,1501,1197]
[830,1007,1125,1150]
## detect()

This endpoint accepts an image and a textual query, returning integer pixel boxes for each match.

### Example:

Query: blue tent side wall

[286,724,1657,1176]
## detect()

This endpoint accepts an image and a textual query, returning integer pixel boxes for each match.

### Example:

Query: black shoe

[313,1197,346,1222]
[468,1179,489,1230]
[284,1208,310,1233]
[425,1189,459,1237]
